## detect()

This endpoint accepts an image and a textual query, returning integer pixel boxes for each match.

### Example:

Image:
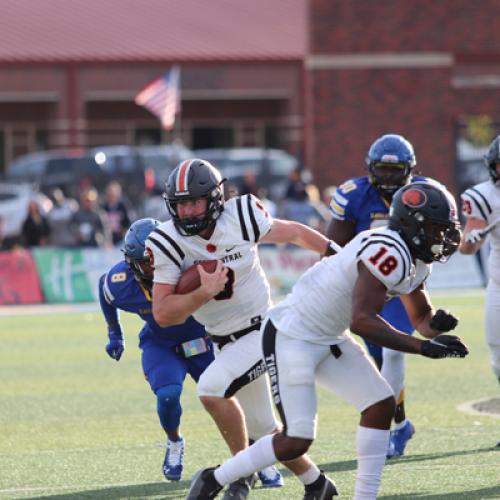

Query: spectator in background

[70,188,108,247]
[257,187,277,218]
[284,167,307,201]
[101,181,131,245]
[279,181,326,231]
[240,170,259,196]
[21,199,51,247]
[47,188,79,247]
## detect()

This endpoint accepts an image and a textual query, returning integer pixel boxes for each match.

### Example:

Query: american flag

[134,66,181,130]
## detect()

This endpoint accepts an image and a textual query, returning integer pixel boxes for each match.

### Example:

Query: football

[174,260,219,295]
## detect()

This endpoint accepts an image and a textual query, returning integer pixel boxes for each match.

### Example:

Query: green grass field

[1,290,499,499]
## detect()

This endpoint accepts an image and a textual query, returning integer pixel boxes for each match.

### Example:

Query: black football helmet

[164,159,225,236]
[388,182,461,263]
[366,134,416,199]
[484,135,500,184]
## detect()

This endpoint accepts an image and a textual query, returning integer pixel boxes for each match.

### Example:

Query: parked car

[0,182,52,247]
[4,144,194,210]
[193,148,299,200]
[5,149,112,201]
[136,143,194,193]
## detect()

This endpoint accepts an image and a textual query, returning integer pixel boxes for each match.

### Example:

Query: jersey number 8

[368,247,398,276]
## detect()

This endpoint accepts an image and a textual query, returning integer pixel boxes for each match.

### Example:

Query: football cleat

[386,420,415,458]
[163,437,184,481]
[257,465,284,488]
[186,467,223,500]
[303,474,338,499]
[222,474,256,499]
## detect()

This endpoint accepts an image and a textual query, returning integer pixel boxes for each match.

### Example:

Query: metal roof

[0,0,306,63]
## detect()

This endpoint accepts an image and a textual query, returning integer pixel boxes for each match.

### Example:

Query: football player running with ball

[327,133,439,458]
[459,135,500,446]
[146,159,339,499]
[187,182,468,500]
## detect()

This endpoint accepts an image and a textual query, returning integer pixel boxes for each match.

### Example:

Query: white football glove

[465,228,485,245]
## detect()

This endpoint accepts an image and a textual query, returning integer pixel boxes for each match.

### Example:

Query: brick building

[307,0,500,190]
[0,0,306,170]
[1,0,500,192]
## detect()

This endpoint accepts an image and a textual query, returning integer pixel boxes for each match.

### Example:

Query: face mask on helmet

[412,216,462,263]
[166,194,220,236]
[369,162,412,197]
[122,218,159,288]
[389,183,461,263]
[366,134,416,199]
[124,252,154,286]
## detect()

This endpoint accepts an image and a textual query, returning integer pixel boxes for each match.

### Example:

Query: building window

[192,127,234,150]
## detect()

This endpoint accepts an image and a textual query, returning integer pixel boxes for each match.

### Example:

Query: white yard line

[0,303,99,316]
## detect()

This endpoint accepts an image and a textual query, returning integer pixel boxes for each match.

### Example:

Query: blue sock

[156,384,182,434]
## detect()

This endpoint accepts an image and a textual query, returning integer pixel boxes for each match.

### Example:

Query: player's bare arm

[350,262,422,354]
[326,218,356,246]
[459,217,488,254]
[152,261,228,327]
[260,218,338,254]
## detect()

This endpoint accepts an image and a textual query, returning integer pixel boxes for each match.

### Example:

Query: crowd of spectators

[13,164,333,250]
[18,181,133,249]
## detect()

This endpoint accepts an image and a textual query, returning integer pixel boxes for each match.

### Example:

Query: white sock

[394,419,407,431]
[354,426,390,500]
[214,434,277,486]
[297,464,321,485]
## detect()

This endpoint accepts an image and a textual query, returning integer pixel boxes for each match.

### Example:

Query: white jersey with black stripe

[145,194,273,336]
[268,227,430,345]
[461,180,500,284]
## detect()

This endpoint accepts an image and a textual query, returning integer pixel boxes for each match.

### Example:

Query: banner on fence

[32,247,121,303]
[0,249,43,305]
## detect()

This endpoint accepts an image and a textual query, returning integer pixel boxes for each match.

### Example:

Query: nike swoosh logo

[225,246,236,252]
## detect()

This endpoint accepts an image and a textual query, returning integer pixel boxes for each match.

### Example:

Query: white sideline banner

[79,245,485,303]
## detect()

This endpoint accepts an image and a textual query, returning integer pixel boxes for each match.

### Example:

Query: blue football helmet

[366,134,417,199]
[122,218,160,286]
[484,135,500,184]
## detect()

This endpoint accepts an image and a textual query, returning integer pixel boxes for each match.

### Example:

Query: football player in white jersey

[187,182,469,500]
[459,135,500,446]
[146,159,339,499]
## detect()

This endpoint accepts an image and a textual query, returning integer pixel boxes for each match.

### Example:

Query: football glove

[429,309,459,332]
[421,334,469,359]
[105,330,125,361]
[465,228,485,245]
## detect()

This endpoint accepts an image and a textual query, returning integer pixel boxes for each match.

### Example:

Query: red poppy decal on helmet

[402,188,427,208]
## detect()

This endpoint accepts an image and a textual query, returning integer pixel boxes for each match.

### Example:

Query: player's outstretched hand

[198,260,228,299]
[421,334,469,359]
[106,331,125,361]
[429,309,459,332]
[465,228,485,244]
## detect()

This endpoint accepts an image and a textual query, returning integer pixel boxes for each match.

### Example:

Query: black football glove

[429,309,459,332]
[421,334,469,359]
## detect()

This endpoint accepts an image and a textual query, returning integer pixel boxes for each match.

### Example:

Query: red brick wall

[308,0,500,192]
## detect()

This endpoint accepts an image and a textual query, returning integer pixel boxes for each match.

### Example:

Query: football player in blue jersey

[327,133,434,458]
[98,217,215,482]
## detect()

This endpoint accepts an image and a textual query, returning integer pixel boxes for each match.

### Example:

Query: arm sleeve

[145,234,183,285]
[356,238,408,290]
[98,274,123,335]
[240,194,273,242]
[461,187,491,221]
[329,180,358,222]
